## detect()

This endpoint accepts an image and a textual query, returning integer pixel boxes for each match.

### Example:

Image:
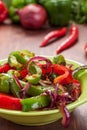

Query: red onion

[17,4,47,29]
[13,75,23,89]
[59,103,70,128]
[27,56,52,72]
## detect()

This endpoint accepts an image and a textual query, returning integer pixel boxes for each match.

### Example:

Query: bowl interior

[0,59,87,126]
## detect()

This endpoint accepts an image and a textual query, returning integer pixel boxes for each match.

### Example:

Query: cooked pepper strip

[53,64,73,84]
[0,93,51,111]
[56,25,79,54]
[0,63,11,73]
[40,28,67,47]
[0,93,22,110]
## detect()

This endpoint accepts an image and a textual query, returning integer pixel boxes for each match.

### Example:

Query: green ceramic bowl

[0,59,87,126]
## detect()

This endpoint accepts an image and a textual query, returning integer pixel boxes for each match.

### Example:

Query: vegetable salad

[0,50,81,127]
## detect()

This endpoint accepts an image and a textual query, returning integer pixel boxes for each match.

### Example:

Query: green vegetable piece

[27,85,43,96]
[26,62,42,84]
[8,55,22,69]
[21,95,51,111]
[52,55,66,65]
[25,0,37,5]
[26,74,41,84]
[9,6,20,23]
[0,74,10,94]
[39,0,72,26]
[11,0,25,8]
[3,0,12,8]
[7,70,20,77]
[8,50,35,69]
[10,78,21,98]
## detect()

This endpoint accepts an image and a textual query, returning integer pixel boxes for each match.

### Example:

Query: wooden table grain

[0,24,87,130]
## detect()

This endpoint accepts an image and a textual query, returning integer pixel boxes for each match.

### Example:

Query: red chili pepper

[19,68,28,79]
[39,27,67,47]
[0,63,11,73]
[0,93,22,110]
[0,1,8,23]
[84,43,87,54]
[38,64,52,75]
[56,25,79,54]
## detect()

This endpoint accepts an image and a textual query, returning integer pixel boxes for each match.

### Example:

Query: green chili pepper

[0,74,10,94]
[10,78,21,98]
[9,0,37,23]
[39,0,72,26]
[26,62,42,84]
[21,94,51,111]
[8,50,35,69]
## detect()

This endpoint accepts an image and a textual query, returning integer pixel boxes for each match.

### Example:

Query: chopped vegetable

[0,50,81,127]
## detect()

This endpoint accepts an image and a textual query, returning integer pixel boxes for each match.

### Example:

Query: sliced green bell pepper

[21,94,51,111]
[26,61,42,84]
[8,50,35,70]
[0,74,10,94]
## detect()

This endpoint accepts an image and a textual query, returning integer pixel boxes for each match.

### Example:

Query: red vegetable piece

[17,4,47,29]
[40,27,67,47]
[56,25,79,54]
[0,63,11,73]
[0,1,8,23]
[53,64,73,84]
[0,93,22,110]
[19,68,28,79]
[39,64,52,76]
[84,43,87,54]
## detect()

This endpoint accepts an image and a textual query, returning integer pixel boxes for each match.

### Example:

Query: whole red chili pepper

[0,63,11,73]
[56,25,79,54]
[84,43,87,54]
[39,27,67,47]
[0,1,8,23]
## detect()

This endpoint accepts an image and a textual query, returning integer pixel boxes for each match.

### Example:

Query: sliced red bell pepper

[0,63,11,73]
[0,93,22,110]
[19,68,28,79]
[38,64,52,76]
[53,64,73,84]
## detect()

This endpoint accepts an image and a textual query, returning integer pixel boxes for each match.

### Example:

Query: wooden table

[0,24,87,130]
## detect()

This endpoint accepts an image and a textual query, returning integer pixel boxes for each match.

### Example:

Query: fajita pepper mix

[0,50,81,127]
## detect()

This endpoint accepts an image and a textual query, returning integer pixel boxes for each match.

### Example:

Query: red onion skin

[18,4,47,29]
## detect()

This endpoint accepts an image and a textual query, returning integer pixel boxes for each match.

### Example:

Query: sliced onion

[58,103,70,128]
[13,75,23,89]
[20,83,31,98]
[27,56,52,71]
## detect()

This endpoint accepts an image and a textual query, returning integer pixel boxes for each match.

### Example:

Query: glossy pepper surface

[38,0,72,26]
[0,1,8,23]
